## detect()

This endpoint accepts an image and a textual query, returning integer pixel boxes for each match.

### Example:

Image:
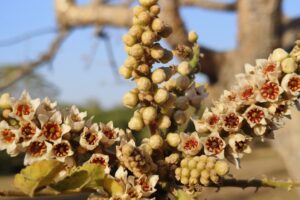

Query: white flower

[65,105,87,132]
[233,73,258,105]
[228,133,252,160]
[221,110,243,132]
[203,132,226,159]
[99,121,120,146]
[256,81,283,102]
[243,105,267,128]
[219,90,240,108]
[0,120,20,156]
[40,111,71,142]
[268,101,292,129]
[19,121,41,147]
[135,175,159,197]
[36,97,57,123]
[24,139,52,165]
[86,153,110,174]
[201,108,222,132]
[177,132,202,156]
[10,91,40,121]
[281,73,300,97]
[79,123,102,150]
[51,140,74,162]
[256,59,281,81]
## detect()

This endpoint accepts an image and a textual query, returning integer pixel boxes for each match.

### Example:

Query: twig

[0,27,57,47]
[0,30,70,91]
[179,0,237,11]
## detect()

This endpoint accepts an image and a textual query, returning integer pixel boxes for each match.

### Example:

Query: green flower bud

[123,91,138,108]
[175,167,182,176]
[119,66,132,79]
[215,160,229,176]
[142,106,157,124]
[196,161,205,171]
[166,133,181,147]
[189,177,198,185]
[137,77,152,91]
[158,115,171,129]
[151,68,167,84]
[180,158,189,167]
[149,134,163,149]
[181,177,189,185]
[128,116,144,131]
[181,167,190,177]
[190,169,200,178]
[200,177,209,186]
[200,169,210,179]
[281,57,297,73]
[188,159,197,169]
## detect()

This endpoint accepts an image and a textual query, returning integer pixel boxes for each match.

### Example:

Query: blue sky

[0,0,299,109]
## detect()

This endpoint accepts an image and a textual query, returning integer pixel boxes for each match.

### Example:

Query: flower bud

[119,66,132,79]
[137,64,150,75]
[164,79,176,91]
[139,0,158,7]
[158,115,171,129]
[133,6,146,16]
[129,25,144,39]
[160,50,173,64]
[129,44,144,59]
[271,48,289,62]
[181,167,190,177]
[137,77,152,91]
[177,61,192,76]
[150,5,160,16]
[180,158,189,167]
[190,95,202,108]
[154,88,169,104]
[0,93,11,109]
[2,109,11,119]
[200,169,210,179]
[151,18,164,32]
[150,44,165,60]
[140,143,153,155]
[122,143,134,156]
[122,34,137,47]
[123,91,138,108]
[196,161,205,171]
[124,56,138,69]
[142,106,157,124]
[166,133,180,147]
[173,110,187,124]
[128,116,144,131]
[165,153,179,164]
[137,11,152,26]
[142,31,156,46]
[189,177,198,185]
[176,76,190,90]
[281,57,297,73]
[188,31,198,43]
[181,177,189,185]
[149,134,163,149]
[175,96,189,110]
[151,68,167,84]
[190,169,200,178]
[188,159,197,169]
[214,160,229,176]
[210,175,220,184]
[160,26,172,38]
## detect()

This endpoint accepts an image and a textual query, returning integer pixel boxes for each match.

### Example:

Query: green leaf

[14,160,64,197]
[51,171,90,192]
[79,163,105,190]
[100,176,124,197]
[176,190,201,200]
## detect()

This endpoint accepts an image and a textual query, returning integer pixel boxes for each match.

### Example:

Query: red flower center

[1,129,16,144]
[137,178,151,192]
[235,140,248,152]
[183,139,199,150]
[27,141,47,157]
[288,77,300,92]
[263,63,276,74]
[207,115,219,126]
[16,104,31,117]
[21,123,36,141]
[205,137,224,154]
[42,123,61,141]
[53,142,70,157]
[240,87,254,101]
[246,108,264,124]
[224,113,240,129]
[90,156,106,166]
[260,82,279,100]
[85,132,98,145]
[102,127,115,139]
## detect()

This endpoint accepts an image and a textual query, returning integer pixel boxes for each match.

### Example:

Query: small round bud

[151,68,167,84]
[160,26,172,38]
[149,134,164,149]
[129,44,144,59]
[189,177,198,185]
[140,143,153,155]
[271,48,289,62]
[205,161,215,170]
[122,144,134,156]
[176,76,190,90]
[207,156,217,163]
[181,177,189,185]
[175,96,189,110]
[137,77,152,91]
[190,95,202,108]
[139,0,158,7]
[123,34,137,47]
[124,56,138,69]
[129,25,144,39]
[175,168,182,176]
[164,79,177,91]
[119,66,132,79]
[188,31,198,43]
[137,64,150,75]
[150,5,160,16]
[165,153,180,164]
[2,109,11,119]
[215,160,229,176]
[200,169,210,179]
[199,155,208,162]
[137,11,152,26]
[151,18,164,32]
[128,116,144,131]
[150,44,165,60]
[281,57,297,73]
[181,167,190,177]
[180,158,188,168]
[210,175,220,184]
[133,6,146,16]
[188,159,197,169]
[154,88,169,104]
[142,106,157,124]
[196,162,205,171]
[123,91,138,108]
[141,31,156,46]
[173,110,187,125]
[0,93,11,109]
[190,169,200,178]
[158,115,171,129]
[178,61,192,76]
[166,133,181,147]
[160,50,173,64]
[200,177,209,186]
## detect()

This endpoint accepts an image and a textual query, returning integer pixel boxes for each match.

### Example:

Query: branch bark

[179,0,236,11]
[0,31,69,91]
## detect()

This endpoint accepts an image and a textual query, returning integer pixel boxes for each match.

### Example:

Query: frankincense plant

[1,0,300,199]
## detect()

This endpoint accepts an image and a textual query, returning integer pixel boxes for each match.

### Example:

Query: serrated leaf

[14,160,64,197]
[51,171,90,192]
[100,176,124,197]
